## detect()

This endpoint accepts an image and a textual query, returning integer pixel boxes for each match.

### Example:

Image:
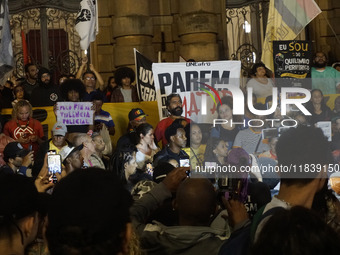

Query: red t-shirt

[154,117,191,148]
[3,118,44,154]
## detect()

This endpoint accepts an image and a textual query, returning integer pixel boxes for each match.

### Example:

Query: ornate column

[177,0,220,61]
[112,0,154,68]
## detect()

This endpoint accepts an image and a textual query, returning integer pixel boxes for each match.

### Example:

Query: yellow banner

[1,101,160,149]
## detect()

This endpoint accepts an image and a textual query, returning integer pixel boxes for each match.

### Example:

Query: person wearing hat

[0,174,43,254]
[0,142,34,175]
[116,108,148,151]
[32,122,70,177]
[110,67,139,103]
[30,67,61,107]
[59,145,84,174]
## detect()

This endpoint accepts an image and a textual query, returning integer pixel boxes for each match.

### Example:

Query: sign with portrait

[273,40,312,89]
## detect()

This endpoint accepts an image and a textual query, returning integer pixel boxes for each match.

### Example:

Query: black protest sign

[273,40,312,89]
[135,49,156,101]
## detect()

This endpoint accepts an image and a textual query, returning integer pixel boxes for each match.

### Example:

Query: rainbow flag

[261,0,321,71]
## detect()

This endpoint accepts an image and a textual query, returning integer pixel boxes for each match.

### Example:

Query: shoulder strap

[254,133,262,153]
[250,205,286,242]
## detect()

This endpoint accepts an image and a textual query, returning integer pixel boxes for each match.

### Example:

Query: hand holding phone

[48,154,62,183]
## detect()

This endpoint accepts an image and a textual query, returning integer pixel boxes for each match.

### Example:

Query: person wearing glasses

[81,71,106,102]
[76,57,105,101]
[311,51,340,95]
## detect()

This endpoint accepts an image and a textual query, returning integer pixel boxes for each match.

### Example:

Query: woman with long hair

[103,76,118,101]
[110,146,138,191]
[204,137,228,166]
[305,89,333,124]
[135,123,159,171]
[210,96,241,149]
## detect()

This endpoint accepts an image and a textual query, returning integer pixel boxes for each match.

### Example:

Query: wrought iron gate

[10,6,82,81]
[226,0,270,77]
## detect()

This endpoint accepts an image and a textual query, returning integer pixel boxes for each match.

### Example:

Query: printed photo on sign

[152,61,241,123]
[273,40,312,89]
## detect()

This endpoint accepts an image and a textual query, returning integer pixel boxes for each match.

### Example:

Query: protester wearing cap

[32,122,70,177]
[154,93,191,148]
[0,174,43,254]
[153,161,176,183]
[0,142,34,175]
[116,108,148,151]
[59,145,84,174]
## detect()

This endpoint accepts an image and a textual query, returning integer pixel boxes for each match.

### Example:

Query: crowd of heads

[1,54,340,255]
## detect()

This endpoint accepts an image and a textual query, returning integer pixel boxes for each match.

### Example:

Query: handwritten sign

[56,102,93,125]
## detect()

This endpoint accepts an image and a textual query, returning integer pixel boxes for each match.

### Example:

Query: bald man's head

[175,178,217,226]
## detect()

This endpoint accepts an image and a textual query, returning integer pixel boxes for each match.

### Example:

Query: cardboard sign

[56,102,94,125]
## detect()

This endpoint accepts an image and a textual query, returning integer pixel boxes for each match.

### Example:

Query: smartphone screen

[146,163,153,176]
[179,158,190,167]
[48,154,62,183]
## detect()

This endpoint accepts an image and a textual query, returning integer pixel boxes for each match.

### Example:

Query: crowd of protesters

[1,52,340,255]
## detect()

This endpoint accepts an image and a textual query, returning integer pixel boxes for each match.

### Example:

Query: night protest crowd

[1,52,340,255]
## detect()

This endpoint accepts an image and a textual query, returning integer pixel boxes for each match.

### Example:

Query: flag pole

[85,48,91,71]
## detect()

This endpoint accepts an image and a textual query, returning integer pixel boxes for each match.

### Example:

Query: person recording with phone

[0,142,34,175]
[32,122,70,177]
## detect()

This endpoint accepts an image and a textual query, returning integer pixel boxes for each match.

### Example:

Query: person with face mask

[311,52,340,95]
[154,93,191,148]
